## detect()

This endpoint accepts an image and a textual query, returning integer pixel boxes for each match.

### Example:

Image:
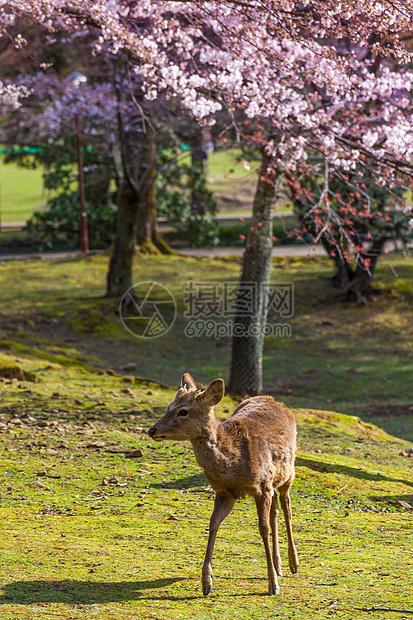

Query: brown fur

[148,372,298,596]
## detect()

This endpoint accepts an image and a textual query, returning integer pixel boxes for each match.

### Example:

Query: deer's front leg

[255,492,280,596]
[202,492,235,596]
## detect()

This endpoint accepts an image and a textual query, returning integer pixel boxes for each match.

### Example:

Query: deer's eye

[177,409,189,418]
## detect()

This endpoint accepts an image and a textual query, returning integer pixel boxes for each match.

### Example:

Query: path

[0,240,408,262]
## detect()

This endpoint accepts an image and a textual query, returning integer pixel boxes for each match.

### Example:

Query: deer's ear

[181,373,197,391]
[204,378,225,406]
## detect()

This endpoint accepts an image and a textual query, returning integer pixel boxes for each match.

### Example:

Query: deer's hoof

[268,583,280,596]
[288,546,299,574]
[202,568,213,596]
[289,556,299,574]
[202,582,212,596]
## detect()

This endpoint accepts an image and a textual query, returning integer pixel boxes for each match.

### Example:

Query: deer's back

[227,396,296,442]
[208,396,297,497]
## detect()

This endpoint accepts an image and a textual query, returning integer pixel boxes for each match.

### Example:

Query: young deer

[148,373,298,596]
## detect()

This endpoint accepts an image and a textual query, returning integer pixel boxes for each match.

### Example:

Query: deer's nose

[148,427,157,437]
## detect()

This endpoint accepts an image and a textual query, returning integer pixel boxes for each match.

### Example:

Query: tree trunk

[346,238,385,304]
[189,131,207,215]
[136,125,173,255]
[323,237,385,304]
[321,238,353,290]
[106,99,172,297]
[106,177,139,297]
[228,153,278,397]
[106,89,143,299]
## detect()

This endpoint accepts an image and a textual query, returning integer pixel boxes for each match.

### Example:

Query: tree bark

[228,153,278,397]
[106,85,142,299]
[106,98,172,297]
[322,237,385,305]
[346,238,385,304]
[136,125,173,254]
[189,130,208,215]
[321,238,353,290]
[106,177,139,297]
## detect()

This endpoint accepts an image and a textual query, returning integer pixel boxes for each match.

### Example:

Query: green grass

[0,350,412,619]
[0,253,412,618]
[0,159,49,224]
[206,148,260,213]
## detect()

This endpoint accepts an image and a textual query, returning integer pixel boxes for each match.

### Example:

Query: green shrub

[24,191,117,250]
[156,151,219,247]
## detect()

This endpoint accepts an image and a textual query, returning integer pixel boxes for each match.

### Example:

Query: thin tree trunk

[228,153,278,396]
[106,178,139,297]
[321,238,353,289]
[106,85,142,298]
[136,125,173,254]
[347,238,385,304]
[106,95,172,296]
[189,131,207,215]
[323,237,385,304]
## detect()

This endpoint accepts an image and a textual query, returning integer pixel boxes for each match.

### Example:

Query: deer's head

[148,373,225,441]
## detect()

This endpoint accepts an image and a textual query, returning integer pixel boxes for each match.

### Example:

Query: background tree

[0,43,175,296]
[288,159,413,304]
[2,73,119,249]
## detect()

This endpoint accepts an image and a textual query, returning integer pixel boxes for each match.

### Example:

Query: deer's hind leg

[279,484,298,575]
[255,492,280,595]
[270,492,282,577]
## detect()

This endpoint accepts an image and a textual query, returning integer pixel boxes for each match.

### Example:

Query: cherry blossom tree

[2,72,120,247]
[3,2,413,176]
[3,0,413,393]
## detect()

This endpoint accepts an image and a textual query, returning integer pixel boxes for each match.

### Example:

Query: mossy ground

[1,252,412,437]
[0,253,412,619]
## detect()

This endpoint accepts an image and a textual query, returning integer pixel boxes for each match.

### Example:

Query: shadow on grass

[296,457,413,489]
[0,577,193,605]
[150,473,209,490]
[0,577,288,604]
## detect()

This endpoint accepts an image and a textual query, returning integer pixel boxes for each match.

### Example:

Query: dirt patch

[0,365,37,382]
